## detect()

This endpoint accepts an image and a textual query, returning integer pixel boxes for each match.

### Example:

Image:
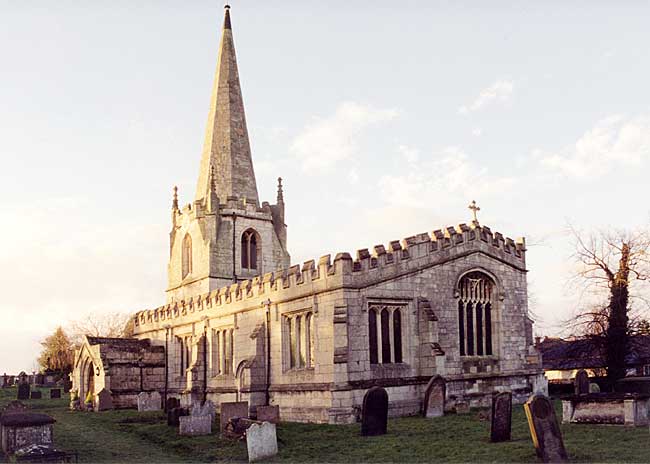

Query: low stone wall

[562,393,650,426]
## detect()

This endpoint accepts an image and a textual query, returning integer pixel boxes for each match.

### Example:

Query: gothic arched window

[182,234,192,279]
[458,272,495,357]
[284,311,315,370]
[241,229,259,270]
[368,305,405,365]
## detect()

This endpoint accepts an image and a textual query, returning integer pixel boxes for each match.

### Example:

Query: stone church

[72,6,546,423]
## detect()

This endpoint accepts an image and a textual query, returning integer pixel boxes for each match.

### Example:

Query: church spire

[195,5,259,205]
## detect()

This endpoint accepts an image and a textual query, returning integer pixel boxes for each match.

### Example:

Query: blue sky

[1,1,649,372]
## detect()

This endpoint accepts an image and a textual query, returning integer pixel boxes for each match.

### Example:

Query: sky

[1,1,649,373]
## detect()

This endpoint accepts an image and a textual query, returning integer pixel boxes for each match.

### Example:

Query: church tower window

[368,304,405,365]
[241,229,259,270]
[458,272,495,357]
[182,234,192,279]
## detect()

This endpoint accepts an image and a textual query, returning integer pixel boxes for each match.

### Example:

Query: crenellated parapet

[135,223,525,332]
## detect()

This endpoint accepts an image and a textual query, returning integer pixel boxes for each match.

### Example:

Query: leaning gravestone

[246,422,278,462]
[423,376,446,418]
[490,392,512,442]
[256,405,280,424]
[167,407,189,427]
[95,389,113,411]
[574,370,589,395]
[589,383,600,393]
[50,389,61,399]
[220,401,249,432]
[524,394,568,463]
[179,415,211,436]
[361,387,388,436]
[17,383,30,401]
[30,391,42,399]
[137,391,161,412]
[166,397,180,411]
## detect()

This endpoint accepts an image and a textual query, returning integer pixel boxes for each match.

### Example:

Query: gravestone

[167,407,189,427]
[1,374,6,388]
[17,383,30,400]
[166,397,180,411]
[95,389,113,411]
[220,401,249,432]
[137,391,161,412]
[191,400,216,422]
[30,391,42,399]
[361,387,388,436]
[179,415,211,436]
[63,379,72,393]
[256,405,280,424]
[490,392,512,442]
[589,383,600,393]
[246,422,278,462]
[423,376,446,418]
[50,389,61,399]
[574,370,589,395]
[455,401,470,414]
[524,394,568,463]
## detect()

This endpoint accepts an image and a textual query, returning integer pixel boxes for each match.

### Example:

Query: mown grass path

[2,388,649,463]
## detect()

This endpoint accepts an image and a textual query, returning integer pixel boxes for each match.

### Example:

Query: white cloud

[397,144,420,163]
[290,102,399,171]
[472,128,483,137]
[380,146,515,207]
[459,80,515,114]
[535,115,650,179]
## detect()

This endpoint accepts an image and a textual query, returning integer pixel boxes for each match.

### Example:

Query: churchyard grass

[1,387,649,463]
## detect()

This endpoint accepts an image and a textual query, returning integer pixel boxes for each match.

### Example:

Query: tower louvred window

[458,272,494,357]
[241,229,259,270]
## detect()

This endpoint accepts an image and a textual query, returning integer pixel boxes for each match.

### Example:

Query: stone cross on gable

[468,200,480,225]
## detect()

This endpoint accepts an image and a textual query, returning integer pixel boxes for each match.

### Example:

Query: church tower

[166,6,290,303]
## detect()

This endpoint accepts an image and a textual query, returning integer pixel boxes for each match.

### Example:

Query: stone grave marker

[361,387,388,436]
[137,391,161,412]
[574,370,589,395]
[49,389,61,399]
[455,401,470,414]
[167,407,189,427]
[589,383,600,393]
[17,383,30,401]
[30,391,42,399]
[191,400,216,422]
[524,394,568,463]
[490,392,512,442]
[220,401,249,432]
[256,405,280,424]
[423,376,446,418]
[95,389,113,411]
[179,415,211,436]
[246,422,278,462]
[166,397,180,411]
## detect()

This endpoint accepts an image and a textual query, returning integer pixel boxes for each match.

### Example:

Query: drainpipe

[164,325,170,411]
[232,212,237,282]
[262,299,272,406]
[203,324,208,404]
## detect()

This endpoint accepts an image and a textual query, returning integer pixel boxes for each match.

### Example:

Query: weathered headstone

[30,391,42,399]
[167,407,189,427]
[524,394,568,463]
[574,370,589,395]
[220,401,249,432]
[246,422,278,463]
[455,401,470,414]
[137,391,161,412]
[179,415,211,436]
[361,387,388,436]
[256,405,280,424]
[589,383,601,393]
[423,376,446,418]
[490,392,512,442]
[191,400,216,422]
[166,397,180,411]
[62,379,72,393]
[17,383,30,401]
[95,389,113,411]
[49,389,61,399]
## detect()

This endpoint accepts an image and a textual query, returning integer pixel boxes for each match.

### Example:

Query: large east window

[458,272,494,357]
[368,305,404,364]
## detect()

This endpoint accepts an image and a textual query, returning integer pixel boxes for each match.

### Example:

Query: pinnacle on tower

[172,186,179,210]
[277,177,284,204]
[195,5,260,205]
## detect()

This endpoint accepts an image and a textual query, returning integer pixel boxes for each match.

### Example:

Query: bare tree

[67,312,135,347]
[568,226,650,385]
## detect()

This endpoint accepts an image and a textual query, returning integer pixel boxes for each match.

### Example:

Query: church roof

[85,336,151,349]
[195,5,259,205]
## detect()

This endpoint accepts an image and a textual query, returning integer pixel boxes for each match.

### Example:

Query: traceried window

[284,311,314,370]
[458,272,494,357]
[182,234,192,279]
[210,327,234,376]
[368,305,404,365]
[241,229,259,270]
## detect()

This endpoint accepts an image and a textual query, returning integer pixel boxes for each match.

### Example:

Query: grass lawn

[1,387,649,463]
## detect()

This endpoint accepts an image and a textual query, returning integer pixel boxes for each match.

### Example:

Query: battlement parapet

[134,223,525,331]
